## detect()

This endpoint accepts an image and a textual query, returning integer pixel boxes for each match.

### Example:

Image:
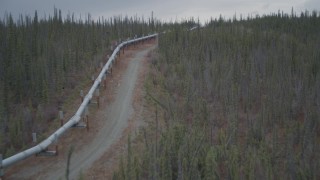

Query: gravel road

[6,43,156,180]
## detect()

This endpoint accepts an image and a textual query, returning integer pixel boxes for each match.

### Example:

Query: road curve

[7,43,156,180]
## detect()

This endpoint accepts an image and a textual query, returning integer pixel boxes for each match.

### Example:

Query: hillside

[113,11,320,179]
[0,9,159,157]
[1,9,319,179]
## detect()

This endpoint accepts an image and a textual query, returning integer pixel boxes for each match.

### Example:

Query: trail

[6,42,156,180]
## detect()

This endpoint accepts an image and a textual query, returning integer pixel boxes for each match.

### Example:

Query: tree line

[0,8,160,157]
[113,10,320,179]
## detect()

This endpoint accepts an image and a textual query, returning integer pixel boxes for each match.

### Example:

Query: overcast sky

[1,0,320,23]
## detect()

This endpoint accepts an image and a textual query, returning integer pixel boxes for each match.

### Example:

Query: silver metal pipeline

[2,33,158,168]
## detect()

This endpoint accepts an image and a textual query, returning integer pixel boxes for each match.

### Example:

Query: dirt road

[6,41,156,180]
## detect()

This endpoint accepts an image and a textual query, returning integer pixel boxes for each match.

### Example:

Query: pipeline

[1,33,158,169]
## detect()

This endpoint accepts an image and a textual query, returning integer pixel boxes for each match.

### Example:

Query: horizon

[1,7,319,25]
[1,0,320,24]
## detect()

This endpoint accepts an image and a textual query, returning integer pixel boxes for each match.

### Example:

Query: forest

[1,8,319,179]
[113,11,320,179]
[0,8,160,157]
